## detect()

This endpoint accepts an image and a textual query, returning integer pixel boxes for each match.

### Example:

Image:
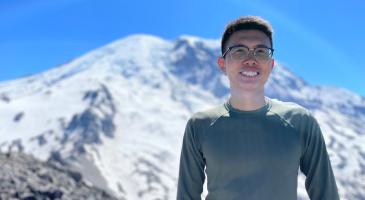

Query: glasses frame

[222,44,274,61]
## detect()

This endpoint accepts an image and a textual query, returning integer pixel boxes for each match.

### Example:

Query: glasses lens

[254,47,272,60]
[229,46,249,60]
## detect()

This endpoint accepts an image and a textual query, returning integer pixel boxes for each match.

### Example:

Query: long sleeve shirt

[177,98,339,200]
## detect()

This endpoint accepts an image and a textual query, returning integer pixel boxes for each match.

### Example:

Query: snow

[0,34,364,199]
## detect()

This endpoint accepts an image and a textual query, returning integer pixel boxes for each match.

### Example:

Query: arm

[300,115,340,200]
[177,119,206,200]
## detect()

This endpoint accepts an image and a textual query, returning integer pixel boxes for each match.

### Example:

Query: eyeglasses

[222,45,274,61]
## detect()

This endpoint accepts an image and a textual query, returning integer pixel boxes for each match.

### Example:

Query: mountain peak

[176,35,220,49]
[107,34,168,48]
[1,34,364,199]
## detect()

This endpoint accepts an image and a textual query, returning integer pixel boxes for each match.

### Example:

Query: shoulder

[268,98,323,154]
[268,98,318,130]
[269,98,309,116]
[183,104,228,147]
[188,104,228,128]
[269,98,312,119]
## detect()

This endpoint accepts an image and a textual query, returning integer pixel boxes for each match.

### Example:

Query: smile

[240,71,259,77]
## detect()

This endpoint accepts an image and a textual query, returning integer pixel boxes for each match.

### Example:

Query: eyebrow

[228,44,271,49]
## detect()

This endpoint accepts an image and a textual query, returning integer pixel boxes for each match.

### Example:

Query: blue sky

[1,0,364,96]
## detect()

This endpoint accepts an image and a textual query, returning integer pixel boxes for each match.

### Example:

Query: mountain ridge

[0,34,364,199]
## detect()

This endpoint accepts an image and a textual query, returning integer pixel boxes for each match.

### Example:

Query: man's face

[218,29,274,95]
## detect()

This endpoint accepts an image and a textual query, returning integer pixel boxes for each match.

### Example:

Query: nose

[242,50,257,66]
[242,56,258,66]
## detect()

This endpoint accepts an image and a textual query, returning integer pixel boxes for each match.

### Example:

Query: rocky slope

[0,152,119,200]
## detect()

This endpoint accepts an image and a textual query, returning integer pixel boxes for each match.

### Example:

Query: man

[177,16,340,200]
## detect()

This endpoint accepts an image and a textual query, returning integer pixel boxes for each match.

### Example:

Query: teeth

[241,71,259,77]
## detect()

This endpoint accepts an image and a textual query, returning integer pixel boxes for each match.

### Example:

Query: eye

[255,48,270,56]
[229,47,248,59]
[231,47,248,54]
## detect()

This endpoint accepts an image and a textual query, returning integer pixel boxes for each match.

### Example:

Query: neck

[229,92,266,111]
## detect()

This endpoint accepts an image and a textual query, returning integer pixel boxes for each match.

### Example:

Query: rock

[0,152,119,200]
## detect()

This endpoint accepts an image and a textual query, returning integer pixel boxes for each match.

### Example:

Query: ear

[271,59,275,69]
[217,57,226,74]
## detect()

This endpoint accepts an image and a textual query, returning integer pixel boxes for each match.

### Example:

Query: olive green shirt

[177,98,339,200]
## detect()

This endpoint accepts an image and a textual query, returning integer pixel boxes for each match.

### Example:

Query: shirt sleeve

[299,114,340,200]
[177,118,206,200]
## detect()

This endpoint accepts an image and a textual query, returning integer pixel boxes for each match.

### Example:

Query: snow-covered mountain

[0,34,364,200]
